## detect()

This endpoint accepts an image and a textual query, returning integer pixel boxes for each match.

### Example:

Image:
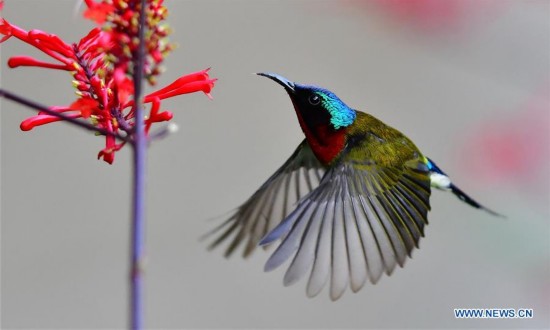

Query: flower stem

[130,0,148,329]
[0,88,129,142]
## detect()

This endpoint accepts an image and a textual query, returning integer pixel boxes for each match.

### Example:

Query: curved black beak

[256,72,295,93]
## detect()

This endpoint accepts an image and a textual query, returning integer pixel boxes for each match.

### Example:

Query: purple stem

[130,0,148,329]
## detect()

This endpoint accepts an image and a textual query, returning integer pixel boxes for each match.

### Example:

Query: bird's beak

[256,72,295,94]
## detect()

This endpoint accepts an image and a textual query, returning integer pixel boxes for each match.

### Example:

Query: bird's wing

[260,157,431,300]
[206,140,326,258]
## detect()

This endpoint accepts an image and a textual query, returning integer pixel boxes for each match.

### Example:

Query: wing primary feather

[378,169,421,239]
[208,201,258,257]
[342,174,368,293]
[283,188,331,286]
[330,179,349,300]
[369,194,408,267]
[203,215,237,242]
[243,189,275,256]
[376,172,415,256]
[206,216,240,252]
[230,192,273,257]
[306,183,336,298]
[348,173,385,283]
[356,171,397,275]
[360,170,407,266]
[353,195,385,283]
[224,224,251,258]
[282,166,294,218]
[379,193,416,253]
[243,176,290,256]
[264,200,315,271]
[293,165,302,203]
[260,197,311,246]
[259,185,283,253]
[260,176,288,242]
[226,200,268,255]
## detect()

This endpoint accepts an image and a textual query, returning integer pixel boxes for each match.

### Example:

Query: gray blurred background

[1,0,549,328]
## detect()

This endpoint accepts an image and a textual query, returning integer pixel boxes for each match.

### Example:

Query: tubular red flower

[27,29,73,58]
[20,113,81,131]
[0,21,75,66]
[144,69,216,102]
[8,56,71,70]
[146,68,211,98]
[145,79,216,102]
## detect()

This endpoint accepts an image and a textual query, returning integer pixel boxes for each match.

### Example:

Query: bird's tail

[449,183,504,217]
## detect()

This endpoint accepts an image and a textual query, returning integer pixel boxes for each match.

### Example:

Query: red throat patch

[293,107,346,164]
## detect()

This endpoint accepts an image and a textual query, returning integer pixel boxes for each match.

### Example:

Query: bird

[206,72,501,301]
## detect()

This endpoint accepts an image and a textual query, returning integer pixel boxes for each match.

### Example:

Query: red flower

[1,2,216,164]
[145,68,216,102]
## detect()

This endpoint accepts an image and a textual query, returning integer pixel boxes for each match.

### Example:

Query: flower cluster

[83,0,173,85]
[0,0,216,164]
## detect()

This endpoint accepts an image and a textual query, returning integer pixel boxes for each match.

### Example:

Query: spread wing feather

[206,140,326,257]
[260,158,431,300]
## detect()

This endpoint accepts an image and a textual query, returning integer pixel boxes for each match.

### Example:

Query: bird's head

[257,72,356,130]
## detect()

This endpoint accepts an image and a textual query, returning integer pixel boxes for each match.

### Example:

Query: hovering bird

[207,73,500,300]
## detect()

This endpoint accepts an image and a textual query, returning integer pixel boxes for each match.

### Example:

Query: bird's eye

[308,94,321,105]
